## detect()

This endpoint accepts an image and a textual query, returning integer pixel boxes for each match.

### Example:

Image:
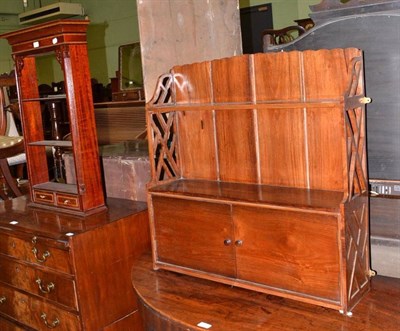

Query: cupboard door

[152,196,235,277]
[233,206,341,302]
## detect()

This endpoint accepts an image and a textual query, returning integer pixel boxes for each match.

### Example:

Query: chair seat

[0,135,23,148]
[0,136,24,158]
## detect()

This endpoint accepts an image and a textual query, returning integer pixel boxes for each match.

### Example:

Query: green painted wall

[0,0,139,85]
[298,0,320,19]
[1,0,318,85]
[0,5,20,74]
[84,0,139,85]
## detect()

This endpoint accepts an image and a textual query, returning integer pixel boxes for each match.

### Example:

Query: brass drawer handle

[36,278,55,294]
[41,312,60,329]
[63,199,70,205]
[0,296,6,304]
[32,247,51,263]
[32,237,51,263]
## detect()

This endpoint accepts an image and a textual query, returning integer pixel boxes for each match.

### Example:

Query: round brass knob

[235,240,243,247]
[223,239,232,246]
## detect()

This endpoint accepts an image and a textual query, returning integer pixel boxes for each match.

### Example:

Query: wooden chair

[262,25,306,51]
[0,73,26,199]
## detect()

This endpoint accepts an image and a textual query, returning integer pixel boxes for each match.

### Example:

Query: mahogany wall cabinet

[1,20,106,215]
[146,49,372,313]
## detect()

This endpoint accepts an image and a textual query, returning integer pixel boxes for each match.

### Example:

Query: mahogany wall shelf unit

[146,49,372,313]
[0,19,106,215]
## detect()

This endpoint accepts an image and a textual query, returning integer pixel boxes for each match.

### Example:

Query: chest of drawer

[0,283,81,331]
[0,233,71,274]
[0,256,77,310]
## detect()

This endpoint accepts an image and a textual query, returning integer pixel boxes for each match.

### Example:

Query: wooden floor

[132,253,400,331]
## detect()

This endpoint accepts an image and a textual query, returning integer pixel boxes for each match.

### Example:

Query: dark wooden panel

[71,210,150,330]
[66,44,105,210]
[151,196,235,277]
[343,195,370,310]
[177,110,217,180]
[302,49,354,100]
[254,51,302,102]
[307,106,345,191]
[234,206,340,301]
[215,108,257,182]
[211,55,252,103]
[258,107,307,187]
[132,253,400,331]
[172,61,212,104]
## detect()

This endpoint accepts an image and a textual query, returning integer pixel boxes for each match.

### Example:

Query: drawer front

[112,89,143,101]
[0,257,78,310]
[0,284,81,331]
[233,206,341,302]
[152,196,235,277]
[56,194,80,210]
[33,190,54,204]
[0,316,31,331]
[0,233,71,274]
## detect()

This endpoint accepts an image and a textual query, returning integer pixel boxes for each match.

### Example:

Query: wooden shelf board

[33,182,77,194]
[150,179,344,213]
[28,140,72,147]
[147,99,343,113]
[22,94,67,102]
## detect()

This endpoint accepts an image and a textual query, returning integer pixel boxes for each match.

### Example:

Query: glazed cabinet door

[151,196,235,277]
[233,206,342,302]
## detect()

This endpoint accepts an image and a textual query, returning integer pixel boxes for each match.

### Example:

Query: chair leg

[0,173,8,200]
[15,163,24,179]
[0,158,23,197]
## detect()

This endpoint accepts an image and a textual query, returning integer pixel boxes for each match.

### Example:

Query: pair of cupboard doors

[152,195,343,309]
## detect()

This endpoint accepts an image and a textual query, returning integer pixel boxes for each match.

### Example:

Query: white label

[394,185,400,192]
[9,221,18,225]
[52,37,58,45]
[33,41,39,48]
[197,322,212,329]
[65,232,75,237]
